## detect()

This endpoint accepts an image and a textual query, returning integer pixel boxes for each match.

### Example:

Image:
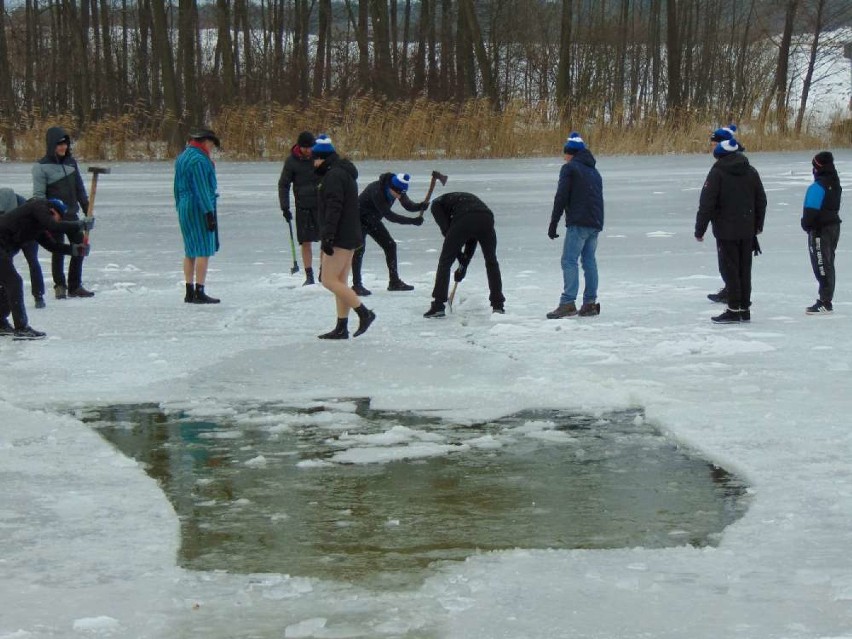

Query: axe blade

[432,170,448,186]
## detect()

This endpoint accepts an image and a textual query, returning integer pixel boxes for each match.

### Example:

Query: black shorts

[296,207,320,244]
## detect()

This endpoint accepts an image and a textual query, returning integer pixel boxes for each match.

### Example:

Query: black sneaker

[54,284,67,300]
[711,308,742,324]
[707,288,728,304]
[424,301,446,318]
[0,319,14,336]
[352,284,372,296]
[806,299,833,314]
[740,309,751,322]
[387,280,414,292]
[492,306,505,314]
[68,286,95,298]
[13,325,46,340]
[34,296,46,309]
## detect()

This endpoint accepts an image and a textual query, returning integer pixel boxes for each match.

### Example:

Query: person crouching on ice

[313,135,376,339]
[0,198,94,339]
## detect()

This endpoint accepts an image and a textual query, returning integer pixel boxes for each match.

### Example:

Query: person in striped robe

[174,128,221,304]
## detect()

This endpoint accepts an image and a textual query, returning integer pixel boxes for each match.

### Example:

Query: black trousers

[432,210,504,307]
[51,219,85,290]
[0,247,28,329]
[351,218,399,286]
[716,238,753,310]
[21,241,45,298]
[808,224,840,302]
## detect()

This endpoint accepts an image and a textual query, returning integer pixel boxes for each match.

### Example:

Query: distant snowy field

[1,151,852,639]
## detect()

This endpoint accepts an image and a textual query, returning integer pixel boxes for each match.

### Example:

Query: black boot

[353,304,376,337]
[318,317,349,339]
[387,279,414,291]
[352,282,372,296]
[303,268,315,286]
[184,283,195,303]
[193,284,220,304]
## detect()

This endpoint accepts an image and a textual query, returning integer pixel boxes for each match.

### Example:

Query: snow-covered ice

[1,151,851,638]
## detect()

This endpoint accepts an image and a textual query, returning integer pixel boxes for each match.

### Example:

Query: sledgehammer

[86,166,111,240]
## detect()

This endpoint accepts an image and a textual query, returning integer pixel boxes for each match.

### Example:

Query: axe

[86,166,111,241]
[418,169,448,216]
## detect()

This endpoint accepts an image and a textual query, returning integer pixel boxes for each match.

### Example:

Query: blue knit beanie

[563,132,586,155]
[312,134,335,158]
[713,138,740,158]
[391,173,410,192]
[710,124,737,143]
[47,198,68,215]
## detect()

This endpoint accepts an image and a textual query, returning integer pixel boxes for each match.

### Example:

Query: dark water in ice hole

[80,399,748,588]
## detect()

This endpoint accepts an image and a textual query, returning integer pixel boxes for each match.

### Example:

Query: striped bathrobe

[174,145,219,257]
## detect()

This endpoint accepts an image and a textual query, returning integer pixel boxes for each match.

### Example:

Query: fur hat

[390,173,411,192]
[563,132,586,155]
[297,131,316,148]
[312,134,335,158]
[189,127,221,147]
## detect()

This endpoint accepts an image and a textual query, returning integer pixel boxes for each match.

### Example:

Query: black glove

[282,208,292,223]
[71,243,90,257]
[548,221,560,240]
[752,236,762,256]
[77,216,96,232]
[321,237,335,256]
[454,263,468,283]
[206,212,216,231]
[412,216,424,226]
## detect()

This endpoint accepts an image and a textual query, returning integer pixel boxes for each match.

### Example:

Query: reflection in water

[80,400,748,588]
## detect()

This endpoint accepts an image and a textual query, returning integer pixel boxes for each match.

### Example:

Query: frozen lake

[1,151,851,638]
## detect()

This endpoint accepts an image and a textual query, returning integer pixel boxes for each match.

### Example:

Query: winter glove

[548,221,560,240]
[282,208,292,223]
[752,236,762,256]
[206,212,217,231]
[412,215,424,226]
[77,216,96,232]
[321,237,335,256]
[454,263,468,283]
[71,243,90,257]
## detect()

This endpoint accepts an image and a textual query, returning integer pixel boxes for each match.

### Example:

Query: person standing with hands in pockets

[801,151,842,314]
[175,127,221,304]
[312,135,375,339]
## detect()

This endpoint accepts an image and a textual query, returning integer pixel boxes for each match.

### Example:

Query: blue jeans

[560,225,599,305]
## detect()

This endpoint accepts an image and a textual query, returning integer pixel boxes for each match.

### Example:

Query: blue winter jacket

[550,149,604,231]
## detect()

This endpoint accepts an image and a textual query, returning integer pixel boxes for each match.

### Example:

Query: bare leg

[183,257,196,283]
[195,256,210,285]
[321,249,360,313]
[301,242,314,272]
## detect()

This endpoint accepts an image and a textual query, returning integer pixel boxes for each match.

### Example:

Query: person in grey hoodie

[32,126,93,299]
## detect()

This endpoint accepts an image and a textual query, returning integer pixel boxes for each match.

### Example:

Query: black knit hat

[812,151,834,169]
[297,131,316,148]
[189,127,221,148]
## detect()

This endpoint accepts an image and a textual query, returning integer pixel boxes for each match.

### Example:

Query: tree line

[0,0,850,158]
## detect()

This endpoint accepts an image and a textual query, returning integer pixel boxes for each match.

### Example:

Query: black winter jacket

[695,153,767,241]
[278,145,319,212]
[550,149,604,231]
[801,166,842,232]
[0,198,82,254]
[358,173,425,225]
[31,126,89,218]
[430,192,493,236]
[315,153,362,250]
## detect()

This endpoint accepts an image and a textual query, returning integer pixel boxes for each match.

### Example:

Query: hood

[571,148,597,169]
[338,158,359,181]
[45,126,72,157]
[714,152,751,176]
[290,144,311,161]
[315,152,358,181]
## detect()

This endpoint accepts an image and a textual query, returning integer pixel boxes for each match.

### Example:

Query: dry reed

[2,98,849,163]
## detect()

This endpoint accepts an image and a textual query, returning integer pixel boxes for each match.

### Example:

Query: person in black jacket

[278,131,320,285]
[423,192,504,318]
[0,189,46,309]
[0,198,94,339]
[695,135,767,323]
[351,172,425,296]
[801,151,842,314]
[312,135,375,339]
[31,126,94,299]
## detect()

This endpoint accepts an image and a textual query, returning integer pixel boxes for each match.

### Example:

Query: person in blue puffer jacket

[801,151,842,314]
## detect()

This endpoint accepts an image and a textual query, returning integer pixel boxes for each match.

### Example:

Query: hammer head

[432,170,448,186]
[89,166,111,175]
